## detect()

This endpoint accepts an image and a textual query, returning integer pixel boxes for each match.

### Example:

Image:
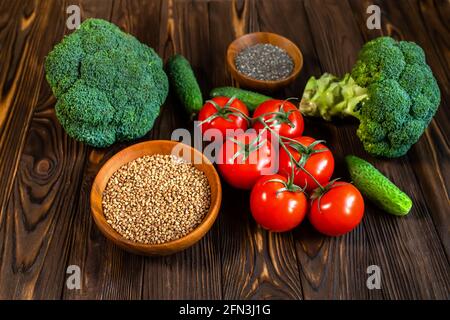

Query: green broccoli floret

[45,19,168,147]
[299,37,441,158]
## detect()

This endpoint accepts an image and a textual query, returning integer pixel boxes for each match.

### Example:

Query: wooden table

[0,0,448,300]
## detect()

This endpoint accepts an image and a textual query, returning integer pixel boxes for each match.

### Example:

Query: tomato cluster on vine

[198,96,364,236]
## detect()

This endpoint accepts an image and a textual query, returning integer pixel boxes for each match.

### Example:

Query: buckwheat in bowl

[90,140,222,256]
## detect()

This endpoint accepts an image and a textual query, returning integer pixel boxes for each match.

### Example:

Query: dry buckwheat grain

[102,154,211,244]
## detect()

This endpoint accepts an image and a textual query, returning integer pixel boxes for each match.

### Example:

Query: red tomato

[252,99,304,139]
[309,182,364,236]
[217,131,274,190]
[198,96,249,139]
[250,174,308,232]
[279,136,334,192]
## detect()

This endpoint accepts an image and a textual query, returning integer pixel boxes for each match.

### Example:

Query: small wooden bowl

[90,140,222,256]
[227,32,303,92]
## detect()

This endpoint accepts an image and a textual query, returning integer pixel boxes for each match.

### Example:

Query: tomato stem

[257,118,326,192]
[204,98,328,193]
[228,127,268,162]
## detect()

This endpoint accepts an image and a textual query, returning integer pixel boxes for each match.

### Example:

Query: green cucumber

[210,87,272,111]
[167,54,203,118]
[345,155,412,216]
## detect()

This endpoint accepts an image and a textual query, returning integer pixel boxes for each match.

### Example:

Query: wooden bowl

[227,32,303,92]
[90,140,222,256]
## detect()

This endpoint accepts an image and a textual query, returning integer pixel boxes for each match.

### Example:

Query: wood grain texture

[403,0,450,258]
[0,0,55,229]
[349,0,449,240]
[346,0,450,299]
[0,0,90,299]
[416,0,450,82]
[213,0,303,300]
[254,0,357,299]
[62,0,223,299]
[63,0,150,299]
[293,0,379,299]
[0,0,448,300]
[62,146,145,300]
[403,0,450,256]
[142,0,223,300]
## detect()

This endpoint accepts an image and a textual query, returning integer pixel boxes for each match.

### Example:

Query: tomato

[250,174,308,232]
[198,96,249,139]
[279,136,334,192]
[217,131,274,190]
[252,99,304,139]
[309,182,364,236]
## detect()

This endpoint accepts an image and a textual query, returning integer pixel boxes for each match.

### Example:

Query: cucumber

[345,155,412,216]
[167,54,203,118]
[210,87,272,111]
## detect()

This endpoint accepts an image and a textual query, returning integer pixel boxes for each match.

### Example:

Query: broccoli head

[299,37,440,158]
[45,19,168,147]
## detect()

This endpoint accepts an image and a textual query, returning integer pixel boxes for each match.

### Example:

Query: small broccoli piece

[299,36,441,158]
[398,41,426,65]
[45,19,168,147]
[352,37,406,87]
[55,80,116,147]
[45,33,83,98]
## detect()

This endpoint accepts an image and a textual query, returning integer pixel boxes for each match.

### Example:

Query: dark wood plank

[405,0,450,256]
[344,0,450,298]
[292,0,380,300]
[210,0,303,300]
[0,0,448,300]
[142,0,223,300]
[0,0,134,300]
[61,0,222,300]
[0,98,88,299]
[62,0,149,299]
[416,0,450,82]
[349,0,449,247]
[0,0,53,230]
[0,0,93,299]
[62,144,146,300]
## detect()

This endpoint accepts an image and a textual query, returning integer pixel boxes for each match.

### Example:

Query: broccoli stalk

[300,73,368,121]
[299,37,441,158]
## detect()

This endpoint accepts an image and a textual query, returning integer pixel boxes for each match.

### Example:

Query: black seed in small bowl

[235,43,294,81]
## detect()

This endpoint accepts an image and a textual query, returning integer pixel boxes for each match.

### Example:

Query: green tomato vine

[200,97,334,196]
